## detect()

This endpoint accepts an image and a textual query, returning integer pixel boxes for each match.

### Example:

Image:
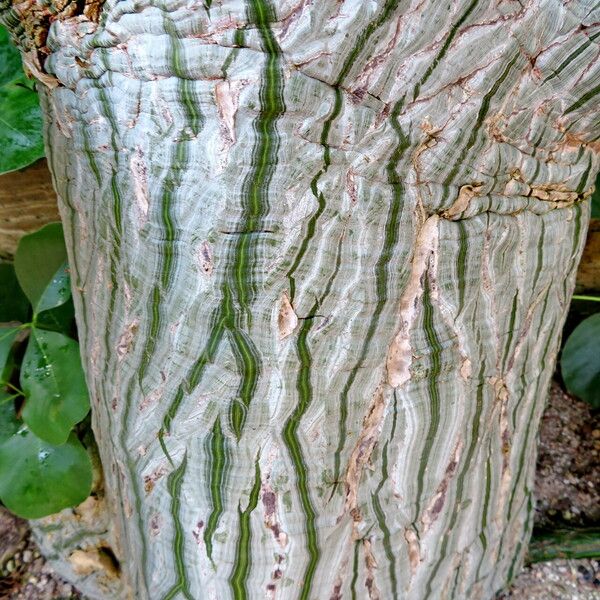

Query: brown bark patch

[197,241,214,276]
[343,386,387,515]
[68,546,119,578]
[261,482,287,548]
[5,0,105,81]
[387,215,439,388]
[421,440,463,531]
[278,292,298,340]
[404,527,421,574]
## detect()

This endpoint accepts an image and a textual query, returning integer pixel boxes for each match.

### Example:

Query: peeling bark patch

[215,79,246,169]
[68,547,119,578]
[262,485,287,547]
[198,241,213,276]
[330,578,344,600]
[138,387,163,412]
[345,168,358,204]
[442,184,484,220]
[344,386,387,515]
[421,440,463,531]
[528,184,580,204]
[143,465,168,494]
[116,320,139,359]
[490,376,513,525]
[192,521,204,544]
[404,528,420,575]
[149,513,162,537]
[278,292,298,339]
[130,148,149,221]
[460,356,472,380]
[387,215,439,388]
[363,538,381,600]
[215,80,243,145]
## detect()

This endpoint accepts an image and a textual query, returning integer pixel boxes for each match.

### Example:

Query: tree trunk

[3,1,599,599]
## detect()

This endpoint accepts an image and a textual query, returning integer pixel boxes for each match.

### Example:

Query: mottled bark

[3,1,600,599]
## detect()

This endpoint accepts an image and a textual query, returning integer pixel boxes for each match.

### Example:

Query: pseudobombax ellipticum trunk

[2,1,599,598]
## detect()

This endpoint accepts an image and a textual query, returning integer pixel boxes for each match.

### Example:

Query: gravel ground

[0,382,598,599]
[0,513,79,599]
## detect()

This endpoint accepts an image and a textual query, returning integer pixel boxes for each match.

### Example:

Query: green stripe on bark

[287,0,401,300]
[332,99,409,487]
[424,359,486,595]
[371,446,398,598]
[229,459,262,599]
[162,455,193,600]
[159,0,284,440]
[204,417,229,565]
[282,231,345,599]
[564,81,600,115]
[414,273,443,521]
[443,53,520,187]
[412,0,480,100]
[542,30,600,85]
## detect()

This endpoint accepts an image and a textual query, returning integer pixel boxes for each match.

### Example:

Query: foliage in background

[561,308,600,409]
[0,224,92,519]
[0,25,44,175]
[592,173,600,218]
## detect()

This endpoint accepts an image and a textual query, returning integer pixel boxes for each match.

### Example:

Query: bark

[2,1,600,599]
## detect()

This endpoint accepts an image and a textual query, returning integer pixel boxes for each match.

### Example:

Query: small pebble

[22,549,33,562]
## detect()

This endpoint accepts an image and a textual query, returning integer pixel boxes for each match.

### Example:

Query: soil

[0,382,598,599]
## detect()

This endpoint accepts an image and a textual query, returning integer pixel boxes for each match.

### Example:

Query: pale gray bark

[3,1,600,599]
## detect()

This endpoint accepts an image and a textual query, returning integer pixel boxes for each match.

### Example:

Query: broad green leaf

[0,338,18,386]
[0,75,44,174]
[0,326,19,379]
[592,173,600,218]
[0,400,19,445]
[14,223,72,315]
[35,262,72,316]
[0,25,22,87]
[561,313,600,409]
[20,329,89,445]
[0,429,92,519]
[35,296,75,335]
[0,263,30,323]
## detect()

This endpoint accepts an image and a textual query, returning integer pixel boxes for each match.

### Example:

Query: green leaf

[0,429,92,519]
[592,172,600,219]
[20,329,89,445]
[561,313,600,409]
[0,326,19,379]
[0,263,30,323]
[35,262,72,316]
[14,223,72,316]
[35,296,75,335]
[0,400,19,445]
[0,25,23,87]
[0,75,44,174]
